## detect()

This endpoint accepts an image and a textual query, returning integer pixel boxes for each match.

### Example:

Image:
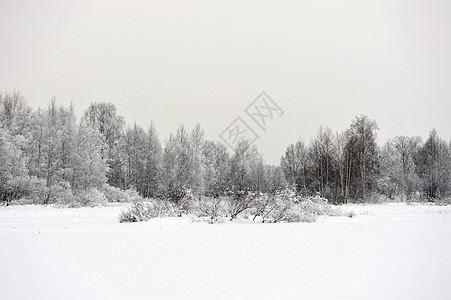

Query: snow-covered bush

[6,175,48,205]
[102,184,144,203]
[250,188,345,223]
[263,196,292,223]
[72,188,108,207]
[225,190,258,220]
[249,187,339,223]
[48,181,74,205]
[166,186,195,217]
[252,187,297,223]
[119,200,176,223]
[299,195,341,216]
[117,187,347,224]
[280,195,345,223]
[119,202,152,223]
[283,205,318,223]
[251,193,273,221]
[252,193,288,223]
[191,196,226,223]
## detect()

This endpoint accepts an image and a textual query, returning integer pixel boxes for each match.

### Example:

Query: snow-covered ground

[1,203,450,300]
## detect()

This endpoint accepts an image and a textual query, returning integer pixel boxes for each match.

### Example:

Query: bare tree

[310,126,334,199]
[280,139,308,194]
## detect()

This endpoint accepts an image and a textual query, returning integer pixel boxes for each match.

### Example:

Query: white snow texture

[1,203,451,300]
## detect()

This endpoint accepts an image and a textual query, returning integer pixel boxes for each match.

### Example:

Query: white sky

[1,0,450,164]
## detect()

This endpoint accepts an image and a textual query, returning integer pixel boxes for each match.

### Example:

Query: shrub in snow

[102,184,145,203]
[117,186,347,224]
[191,199,226,224]
[251,193,272,221]
[49,181,74,205]
[166,186,194,217]
[225,190,258,220]
[7,176,48,205]
[74,188,108,207]
[191,196,227,223]
[119,202,148,223]
[248,187,346,223]
[299,196,334,216]
[119,200,176,223]
[280,195,345,223]
[264,196,292,223]
[252,187,297,223]
[283,205,318,223]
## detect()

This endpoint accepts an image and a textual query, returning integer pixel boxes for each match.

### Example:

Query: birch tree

[348,115,379,200]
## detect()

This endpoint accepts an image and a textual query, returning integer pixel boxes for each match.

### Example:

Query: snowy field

[1,203,451,300]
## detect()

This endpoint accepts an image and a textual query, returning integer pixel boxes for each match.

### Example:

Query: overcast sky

[1,0,450,164]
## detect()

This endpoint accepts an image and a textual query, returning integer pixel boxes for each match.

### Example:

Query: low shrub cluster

[118,187,348,224]
[118,201,176,223]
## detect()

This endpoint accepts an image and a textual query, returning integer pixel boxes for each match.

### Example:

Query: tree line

[1,91,450,206]
[282,119,450,203]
